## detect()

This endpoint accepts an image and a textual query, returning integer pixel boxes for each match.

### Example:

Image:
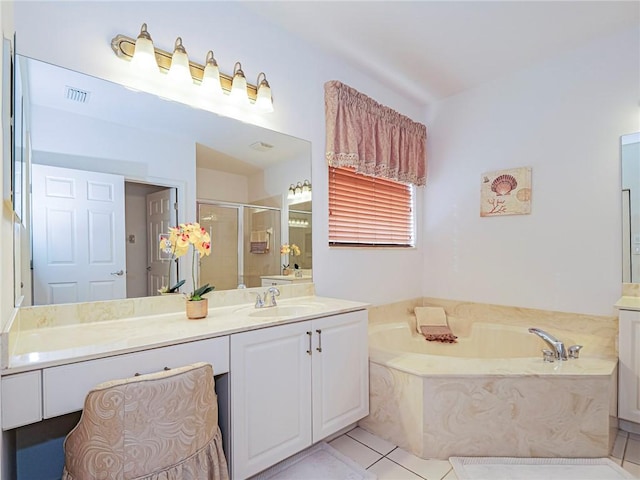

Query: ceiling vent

[65,86,91,104]
[250,141,274,152]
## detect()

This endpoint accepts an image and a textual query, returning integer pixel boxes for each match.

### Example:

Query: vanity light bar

[110,33,259,101]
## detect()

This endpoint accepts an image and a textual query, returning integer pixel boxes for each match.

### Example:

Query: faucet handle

[568,345,583,359]
[254,293,265,308]
[265,286,280,306]
[542,349,555,363]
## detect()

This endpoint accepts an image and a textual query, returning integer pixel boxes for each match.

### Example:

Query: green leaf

[167,279,186,293]
[189,283,215,301]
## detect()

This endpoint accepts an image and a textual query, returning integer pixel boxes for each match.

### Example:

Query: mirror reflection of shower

[198,202,281,290]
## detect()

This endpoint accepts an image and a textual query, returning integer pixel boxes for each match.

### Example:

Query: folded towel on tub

[415,306,457,343]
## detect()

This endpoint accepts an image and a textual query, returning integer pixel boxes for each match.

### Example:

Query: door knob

[110,270,124,276]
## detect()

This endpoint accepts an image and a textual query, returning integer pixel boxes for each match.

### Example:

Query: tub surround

[2,283,366,373]
[368,297,617,357]
[360,297,618,460]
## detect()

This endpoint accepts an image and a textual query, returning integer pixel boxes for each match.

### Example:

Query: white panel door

[619,309,640,423]
[312,310,369,442]
[230,322,312,480]
[32,164,126,305]
[147,188,177,295]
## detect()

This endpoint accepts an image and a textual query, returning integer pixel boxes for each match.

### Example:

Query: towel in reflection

[250,230,270,254]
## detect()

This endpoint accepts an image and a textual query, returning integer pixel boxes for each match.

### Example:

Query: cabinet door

[1,371,42,430]
[231,321,312,480]
[619,309,640,422]
[312,310,369,442]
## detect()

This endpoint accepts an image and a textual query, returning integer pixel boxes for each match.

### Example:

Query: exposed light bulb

[201,50,223,97]
[167,37,193,85]
[130,23,158,75]
[255,72,274,113]
[230,62,250,106]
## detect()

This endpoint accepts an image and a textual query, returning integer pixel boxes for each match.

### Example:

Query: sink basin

[248,304,319,318]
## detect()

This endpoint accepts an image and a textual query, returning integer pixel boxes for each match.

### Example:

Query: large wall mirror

[622,132,640,283]
[14,55,312,306]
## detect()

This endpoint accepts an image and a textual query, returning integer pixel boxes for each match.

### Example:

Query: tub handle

[568,344,583,359]
[306,331,312,355]
[542,349,555,363]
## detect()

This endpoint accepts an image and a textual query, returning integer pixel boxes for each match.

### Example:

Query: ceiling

[242,1,640,104]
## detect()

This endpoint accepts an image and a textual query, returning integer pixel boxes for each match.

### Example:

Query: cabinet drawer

[42,336,229,418]
[2,371,42,430]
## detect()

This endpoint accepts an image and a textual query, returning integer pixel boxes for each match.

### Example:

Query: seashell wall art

[480,167,532,217]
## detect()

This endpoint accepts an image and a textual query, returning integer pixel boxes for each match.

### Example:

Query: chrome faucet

[255,287,280,308]
[528,328,568,361]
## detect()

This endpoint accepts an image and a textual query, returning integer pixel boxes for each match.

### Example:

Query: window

[329,166,414,247]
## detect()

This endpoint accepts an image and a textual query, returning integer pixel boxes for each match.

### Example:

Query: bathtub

[359,319,618,460]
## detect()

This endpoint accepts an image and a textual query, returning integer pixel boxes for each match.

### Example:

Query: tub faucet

[528,328,567,361]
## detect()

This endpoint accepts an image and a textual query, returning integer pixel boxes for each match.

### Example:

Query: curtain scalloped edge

[327,152,425,186]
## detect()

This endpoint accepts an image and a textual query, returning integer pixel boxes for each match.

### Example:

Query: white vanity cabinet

[619,309,640,423]
[230,309,368,480]
[1,336,230,428]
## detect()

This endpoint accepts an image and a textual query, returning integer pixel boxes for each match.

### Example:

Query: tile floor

[328,426,640,479]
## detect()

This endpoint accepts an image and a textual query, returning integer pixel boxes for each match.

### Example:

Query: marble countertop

[615,296,640,311]
[4,293,368,374]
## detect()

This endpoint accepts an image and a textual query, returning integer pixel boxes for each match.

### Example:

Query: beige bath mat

[450,457,635,479]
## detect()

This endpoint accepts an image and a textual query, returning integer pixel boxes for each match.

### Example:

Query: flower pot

[186,298,208,319]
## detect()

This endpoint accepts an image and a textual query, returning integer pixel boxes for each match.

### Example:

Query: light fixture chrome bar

[110,33,259,101]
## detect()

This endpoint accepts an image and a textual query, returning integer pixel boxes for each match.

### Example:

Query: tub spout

[528,328,567,361]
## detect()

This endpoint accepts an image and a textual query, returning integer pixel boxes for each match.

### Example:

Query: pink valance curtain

[324,80,427,186]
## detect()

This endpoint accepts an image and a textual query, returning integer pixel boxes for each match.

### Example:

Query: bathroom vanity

[616,295,640,428]
[0,284,369,479]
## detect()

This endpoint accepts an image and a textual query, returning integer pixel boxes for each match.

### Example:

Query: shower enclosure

[198,201,282,290]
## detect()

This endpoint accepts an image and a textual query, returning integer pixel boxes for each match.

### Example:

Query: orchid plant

[159,222,214,301]
[280,243,301,270]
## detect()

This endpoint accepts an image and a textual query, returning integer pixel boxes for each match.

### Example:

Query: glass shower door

[198,203,240,291]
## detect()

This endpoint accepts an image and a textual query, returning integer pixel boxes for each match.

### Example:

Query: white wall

[13,1,427,305]
[424,27,640,316]
[30,105,194,219]
[196,168,249,205]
